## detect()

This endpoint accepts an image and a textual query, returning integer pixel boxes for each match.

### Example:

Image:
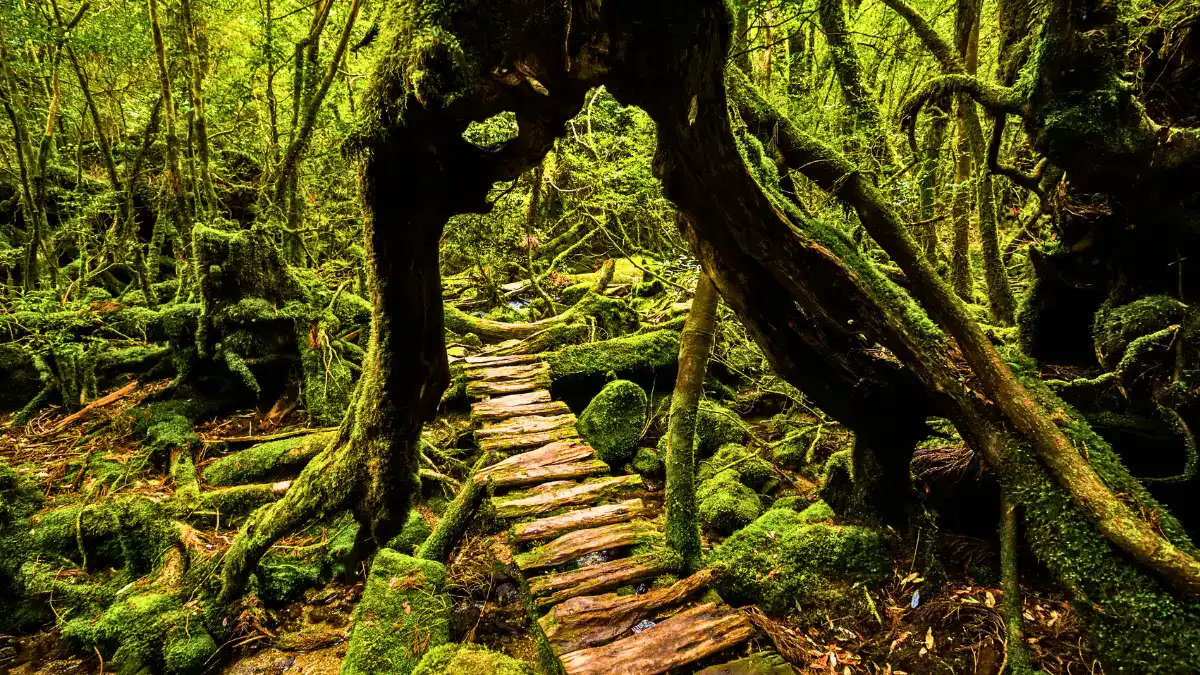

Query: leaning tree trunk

[664,270,720,572]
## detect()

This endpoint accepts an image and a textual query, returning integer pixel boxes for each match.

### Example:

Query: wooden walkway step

[471,390,571,423]
[558,602,755,675]
[514,520,660,571]
[540,569,716,655]
[529,552,676,608]
[511,499,645,543]
[493,474,642,518]
[454,348,761,675]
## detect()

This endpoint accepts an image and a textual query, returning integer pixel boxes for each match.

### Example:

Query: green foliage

[577,379,648,466]
[342,550,452,675]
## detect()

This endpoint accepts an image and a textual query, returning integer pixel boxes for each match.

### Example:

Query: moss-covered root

[63,593,217,675]
[417,454,492,562]
[412,643,536,675]
[341,550,451,675]
[202,430,336,486]
[1000,492,1033,675]
[216,437,357,605]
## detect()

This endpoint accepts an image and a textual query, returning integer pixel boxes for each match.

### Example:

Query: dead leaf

[925,627,935,651]
[985,591,996,608]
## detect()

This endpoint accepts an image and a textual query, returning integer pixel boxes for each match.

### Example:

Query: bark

[664,271,719,572]
[147,0,193,273]
[1000,492,1033,674]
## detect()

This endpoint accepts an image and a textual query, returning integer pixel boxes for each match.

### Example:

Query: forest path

[462,354,764,675]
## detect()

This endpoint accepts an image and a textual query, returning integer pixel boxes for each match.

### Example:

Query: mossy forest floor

[1,364,1102,674]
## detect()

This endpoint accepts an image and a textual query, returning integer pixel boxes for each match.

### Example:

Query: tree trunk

[148,0,193,290]
[179,0,218,216]
[664,270,719,572]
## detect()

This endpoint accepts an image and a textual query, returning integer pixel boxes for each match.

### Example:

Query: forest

[1,0,1199,672]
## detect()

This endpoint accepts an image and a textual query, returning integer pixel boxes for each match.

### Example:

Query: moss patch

[696,400,748,457]
[544,329,679,379]
[412,643,536,675]
[62,592,215,675]
[202,431,334,486]
[698,468,761,535]
[342,550,451,675]
[699,443,773,490]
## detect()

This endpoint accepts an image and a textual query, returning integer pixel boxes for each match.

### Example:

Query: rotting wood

[532,553,676,607]
[540,569,716,655]
[558,602,756,675]
[511,499,645,542]
[514,519,660,570]
[482,459,609,489]
[40,381,138,437]
[475,440,595,483]
[493,474,642,518]
[476,413,577,439]
[466,372,552,398]
[477,427,579,453]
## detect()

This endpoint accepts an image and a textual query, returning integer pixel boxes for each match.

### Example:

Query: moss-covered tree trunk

[664,271,719,572]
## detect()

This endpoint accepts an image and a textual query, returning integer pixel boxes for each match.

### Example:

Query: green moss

[342,550,451,675]
[577,379,648,466]
[770,494,815,513]
[31,496,178,574]
[256,553,324,604]
[631,446,665,478]
[387,509,433,555]
[1093,295,1186,364]
[544,329,679,379]
[699,443,773,490]
[62,593,214,675]
[202,431,334,486]
[709,507,889,615]
[412,643,536,675]
[698,468,761,535]
[695,400,748,457]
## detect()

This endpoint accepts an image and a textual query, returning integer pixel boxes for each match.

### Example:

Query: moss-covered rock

[710,506,889,615]
[631,446,665,478]
[696,400,748,457]
[577,379,648,466]
[62,592,215,675]
[342,550,451,675]
[412,643,536,675]
[202,431,334,486]
[386,509,434,555]
[699,443,774,490]
[698,468,761,535]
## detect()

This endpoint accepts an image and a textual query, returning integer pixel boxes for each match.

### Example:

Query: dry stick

[730,69,1200,595]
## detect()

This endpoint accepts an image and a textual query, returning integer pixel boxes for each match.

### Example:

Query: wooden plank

[484,460,609,489]
[472,390,551,408]
[471,399,571,423]
[464,353,540,366]
[475,441,594,484]
[559,603,756,675]
[512,500,645,543]
[529,553,670,601]
[469,362,551,382]
[466,372,551,398]
[515,520,660,571]
[540,569,716,655]
[478,427,579,453]
[476,413,577,439]
[494,475,642,519]
[695,652,792,675]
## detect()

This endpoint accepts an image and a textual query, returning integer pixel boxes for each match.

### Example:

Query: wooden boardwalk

[463,354,759,675]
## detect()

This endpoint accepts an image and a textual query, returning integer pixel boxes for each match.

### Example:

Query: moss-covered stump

[342,550,451,675]
[411,643,536,675]
[203,431,335,486]
[696,400,748,457]
[698,468,761,535]
[710,503,889,615]
[577,379,648,466]
[62,593,217,675]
